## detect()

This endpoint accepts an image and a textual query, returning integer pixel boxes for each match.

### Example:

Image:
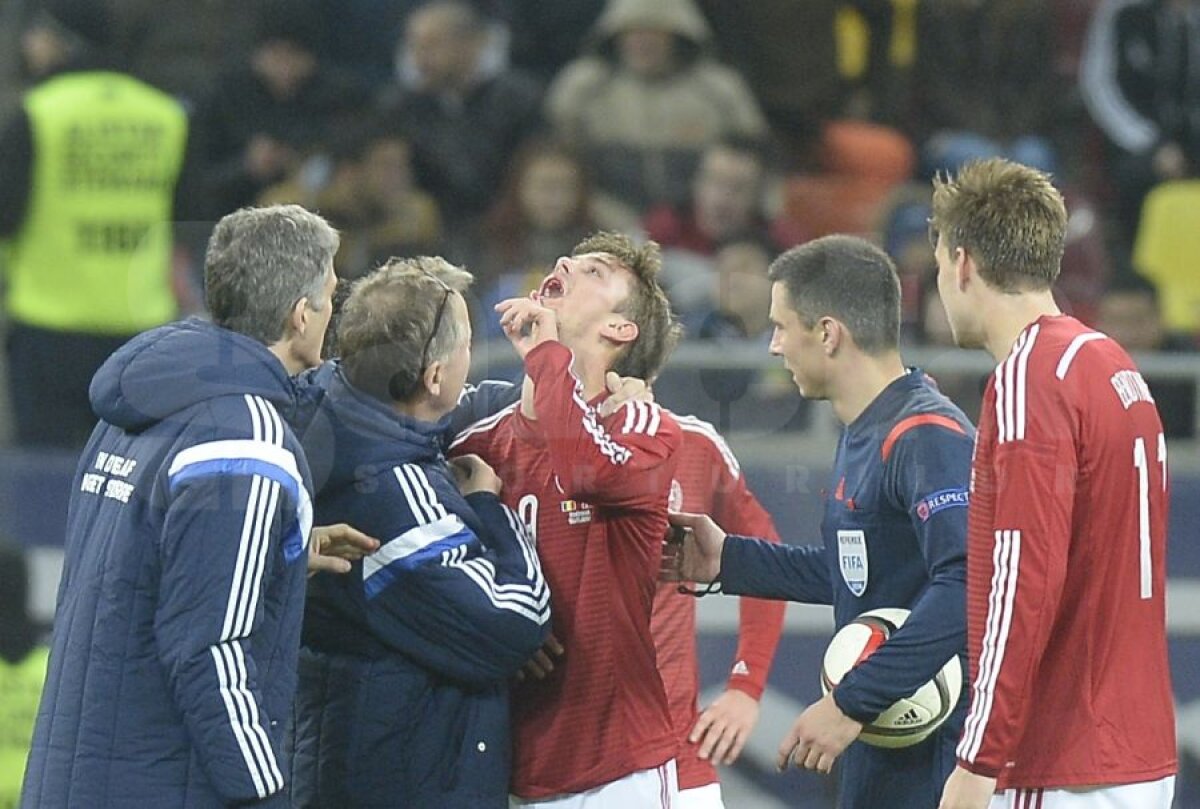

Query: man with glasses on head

[291,257,551,809]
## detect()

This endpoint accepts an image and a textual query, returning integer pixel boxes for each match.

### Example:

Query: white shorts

[988,776,1175,809]
[676,782,724,809]
[511,760,679,809]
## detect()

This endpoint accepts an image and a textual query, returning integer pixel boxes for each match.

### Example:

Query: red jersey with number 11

[451,341,680,799]
[957,315,1176,788]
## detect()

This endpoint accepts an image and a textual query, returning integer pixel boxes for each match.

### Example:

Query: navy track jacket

[719,370,975,809]
[292,365,549,808]
[22,319,314,808]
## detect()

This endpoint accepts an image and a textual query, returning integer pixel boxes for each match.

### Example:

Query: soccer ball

[820,607,962,748]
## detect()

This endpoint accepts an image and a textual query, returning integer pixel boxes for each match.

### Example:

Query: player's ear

[954,246,974,292]
[601,318,639,345]
[287,296,310,338]
[423,360,443,397]
[819,316,841,356]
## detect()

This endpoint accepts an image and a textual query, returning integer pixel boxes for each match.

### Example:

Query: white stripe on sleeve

[1055,332,1106,380]
[211,640,281,797]
[959,529,1022,762]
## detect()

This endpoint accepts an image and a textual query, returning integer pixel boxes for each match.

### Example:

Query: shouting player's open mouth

[539,275,566,300]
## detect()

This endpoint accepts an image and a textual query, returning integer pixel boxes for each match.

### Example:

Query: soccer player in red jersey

[452,232,685,806]
[931,159,1177,809]
[655,415,786,809]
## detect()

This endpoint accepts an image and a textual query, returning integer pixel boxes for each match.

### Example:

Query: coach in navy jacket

[22,206,341,808]
[292,260,549,809]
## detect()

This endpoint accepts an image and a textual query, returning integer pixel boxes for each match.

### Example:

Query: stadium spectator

[674,236,775,342]
[292,260,550,808]
[930,158,1177,808]
[875,184,935,344]
[380,0,544,259]
[451,232,685,805]
[0,0,192,448]
[666,235,974,809]
[1080,0,1200,243]
[1097,271,1195,438]
[260,124,442,278]
[645,138,802,315]
[192,0,368,218]
[645,138,788,258]
[20,205,377,807]
[546,0,767,218]
[475,138,601,327]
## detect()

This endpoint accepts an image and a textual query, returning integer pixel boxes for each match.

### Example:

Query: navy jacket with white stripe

[22,319,314,808]
[293,364,549,808]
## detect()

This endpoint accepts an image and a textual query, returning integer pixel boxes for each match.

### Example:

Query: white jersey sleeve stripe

[622,401,637,434]
[676,415,742,479]
[960,529,1022,762]
[1014,325,1039,441]
[448,402,520,451]
[959,528,1010,754]
[1055,332,1106,380]
[634,402,651,434]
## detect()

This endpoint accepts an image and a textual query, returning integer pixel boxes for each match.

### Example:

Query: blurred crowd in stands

[1,0,1199,450]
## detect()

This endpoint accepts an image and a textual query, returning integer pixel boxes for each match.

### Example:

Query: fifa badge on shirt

[560,499,593,525]
[838,529,868,596]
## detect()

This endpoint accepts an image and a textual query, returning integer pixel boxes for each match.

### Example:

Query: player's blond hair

[930,158,1067,293]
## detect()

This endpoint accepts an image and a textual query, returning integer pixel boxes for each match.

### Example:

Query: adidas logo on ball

[820,607,963,748]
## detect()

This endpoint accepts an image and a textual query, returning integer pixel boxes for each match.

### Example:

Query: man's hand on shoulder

[308,523,380,576]
[597,371,653,418]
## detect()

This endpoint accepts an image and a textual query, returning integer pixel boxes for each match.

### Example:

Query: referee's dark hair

[767,235,901,355]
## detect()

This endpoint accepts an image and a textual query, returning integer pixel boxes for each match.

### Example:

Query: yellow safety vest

[0,646,49,808]
[4,72,187,334]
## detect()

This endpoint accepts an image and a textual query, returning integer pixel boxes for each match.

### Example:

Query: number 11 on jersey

[1133,433,1166,600]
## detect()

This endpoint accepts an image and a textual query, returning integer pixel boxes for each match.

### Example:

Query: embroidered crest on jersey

[668,478,683,511]
[560,499,593,525]
[837,529,868,596]
[915,488,969,522]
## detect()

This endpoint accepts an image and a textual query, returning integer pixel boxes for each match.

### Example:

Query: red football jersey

[957,315,1177,788]
[451,342,681,798]
[652,414,786,790]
